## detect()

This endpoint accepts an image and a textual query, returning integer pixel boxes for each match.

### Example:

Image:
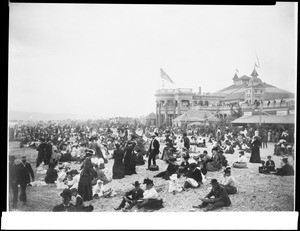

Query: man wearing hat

[272,157,294,176]
[114,181,144,211]
[137,178,163,210]
[9,155,18,208]
[17,155,35,205]
[52,189,76,212]
[147,132,160,170]
[193,178,231,212]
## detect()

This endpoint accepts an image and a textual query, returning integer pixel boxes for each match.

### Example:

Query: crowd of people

[8,120,295,212]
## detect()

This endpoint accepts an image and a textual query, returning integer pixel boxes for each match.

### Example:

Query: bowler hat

[239,150,245,155]
[132,181,141,187]
[143,178,153,185]
[212,147,218,151]
[217,150,224,154]
[210,179,218,184]
[60,189,72,198]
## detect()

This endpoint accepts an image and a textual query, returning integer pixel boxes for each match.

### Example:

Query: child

[168,174,183,195]
[92,179,115,199]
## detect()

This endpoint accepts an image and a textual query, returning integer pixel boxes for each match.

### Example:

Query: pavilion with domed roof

[216,67,294,105]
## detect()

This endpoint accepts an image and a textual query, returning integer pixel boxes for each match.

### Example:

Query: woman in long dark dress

[112,143,125,179]
[78,150,97,201]
[249,136,262,163]
[123,141,137,175]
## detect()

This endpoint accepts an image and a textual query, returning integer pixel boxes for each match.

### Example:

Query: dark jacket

[185,167,202,183]
[52,203,77,212]
[9,163,18,185]
[183,136,190,149]
[205,184,231,206]
[125,188,144,201]
[17,162,35,184]
[148,138,160,155]
[275,164,294,176]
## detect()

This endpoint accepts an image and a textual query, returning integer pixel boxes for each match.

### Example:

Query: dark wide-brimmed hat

[217,150,224,154]
[281,157,288,163]
[132,181,141,187]
[210,179,218,185]
[212,147,218,151]
[60,189,72,198]
[143,178,153,185]
[239,150,245,155]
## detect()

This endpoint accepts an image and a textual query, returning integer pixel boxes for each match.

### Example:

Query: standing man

[182,132,190,152]
[9,156,18,208]
[147,132,160,170]
[17,155,35,205]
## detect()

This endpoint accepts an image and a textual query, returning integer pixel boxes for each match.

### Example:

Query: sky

[8,3,297,118]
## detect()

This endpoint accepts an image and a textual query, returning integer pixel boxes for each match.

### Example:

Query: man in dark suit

[9,155,18,208]
[17,155,35,205]
[52,189,76,212]
[114,181,144,211]
[147,132,160,169]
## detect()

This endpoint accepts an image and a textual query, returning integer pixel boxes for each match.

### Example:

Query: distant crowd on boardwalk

[8,120,294,212]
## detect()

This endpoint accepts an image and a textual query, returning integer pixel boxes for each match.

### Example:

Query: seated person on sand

[114,181,144,211]
[241,142,251,152]
[136,178,163,211]
[70,188,93,212]
[271,157,294,176]
[232,151,248,168]
[92,164,111,186]
[69,170,80,189]
[224,142,234,154]
[220,168,237,195]
[154,157,179,180]
[178,154,190,175]
[65,171,75,188]
[92,179,115,199]
[258,161,270,174]
[206,148,227,172]
[52,189,76,212]
[192,179,231,212]
[183,163,202,190]
[45,163,58,184]
[168,174,183,194]
[265,155,276,172]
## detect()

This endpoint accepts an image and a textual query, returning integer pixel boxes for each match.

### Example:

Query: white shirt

[143,187,159,199]
[222,175,236,187]
[237,155,247,163]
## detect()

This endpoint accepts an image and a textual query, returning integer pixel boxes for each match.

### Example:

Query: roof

[173,110,216,122]
[263,87,295,100]
[232,73,239,80]
[250,68,259,77]
[239,75,251,80]
[231,115,295,124]
[221,91,245,102]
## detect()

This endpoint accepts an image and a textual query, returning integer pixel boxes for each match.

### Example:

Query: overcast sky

[9,3,297,118]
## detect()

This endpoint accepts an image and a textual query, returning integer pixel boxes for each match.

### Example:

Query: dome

[248,77,262,86]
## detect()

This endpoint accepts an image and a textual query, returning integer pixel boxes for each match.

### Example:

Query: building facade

[154,67,295,127]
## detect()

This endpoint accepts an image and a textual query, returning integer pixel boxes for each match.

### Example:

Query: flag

[235,69,239,73]
[254,63,259,68]
[256,54,261,68]
[160,68,174,84]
